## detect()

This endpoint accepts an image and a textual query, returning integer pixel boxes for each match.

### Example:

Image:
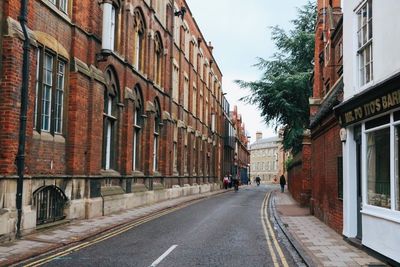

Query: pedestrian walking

[223,174,229,189]
[279,174,286,193]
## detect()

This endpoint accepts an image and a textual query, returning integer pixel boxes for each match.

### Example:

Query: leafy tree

[236,1,316,153]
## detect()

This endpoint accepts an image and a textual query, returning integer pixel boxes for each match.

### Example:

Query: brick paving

[273,191,386,267]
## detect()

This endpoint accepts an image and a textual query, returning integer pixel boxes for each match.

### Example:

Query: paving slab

[272,191,386,267]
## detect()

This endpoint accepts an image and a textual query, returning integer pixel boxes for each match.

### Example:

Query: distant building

[249,133,282,183]
[230,106,250,184]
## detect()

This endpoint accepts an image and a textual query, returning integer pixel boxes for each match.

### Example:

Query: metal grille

[33,185,67,225]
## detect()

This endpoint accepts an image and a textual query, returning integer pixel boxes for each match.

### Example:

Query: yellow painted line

[264,192,289,267]
[261,192,279,267]
[25,199,203,267]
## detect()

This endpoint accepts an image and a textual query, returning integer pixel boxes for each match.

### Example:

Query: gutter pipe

[16,0,30,238]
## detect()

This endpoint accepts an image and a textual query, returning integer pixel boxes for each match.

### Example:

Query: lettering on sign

[342,89,400,125]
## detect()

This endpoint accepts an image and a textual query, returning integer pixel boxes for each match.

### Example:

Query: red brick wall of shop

[287,143,311,206]
[311,116,343,234]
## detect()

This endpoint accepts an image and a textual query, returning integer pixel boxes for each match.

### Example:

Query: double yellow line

[261,192,289,267]
[24,200,201,267]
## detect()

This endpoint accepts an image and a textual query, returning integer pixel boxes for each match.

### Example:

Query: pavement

[0,189,230,267]
[271,189,387,267]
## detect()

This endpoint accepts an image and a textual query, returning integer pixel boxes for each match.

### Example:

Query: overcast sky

[186,0,310,143]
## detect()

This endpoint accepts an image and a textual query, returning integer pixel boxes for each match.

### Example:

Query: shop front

[335,74,400,264]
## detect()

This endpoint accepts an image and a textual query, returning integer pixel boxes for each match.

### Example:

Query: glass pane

[367,128,391,209]
[362,25,367,45]
[396,126,400,210]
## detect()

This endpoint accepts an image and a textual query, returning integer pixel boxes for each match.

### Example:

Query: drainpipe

[16,0,30,238]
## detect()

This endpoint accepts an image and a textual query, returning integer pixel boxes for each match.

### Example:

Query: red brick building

[230,106,250,183]
[0,0,226,238]
[309,0,344,233]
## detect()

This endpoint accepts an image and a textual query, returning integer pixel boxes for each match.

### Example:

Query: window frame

[362,111,400,214]
[132,86,143,172]
[34,46,67,135]
[102,68,119,171]
[48,0,69,14]
[356,0,373,87]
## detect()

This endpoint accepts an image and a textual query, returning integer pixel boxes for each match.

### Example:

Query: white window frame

[356,0,373,87]
[361,111,400,222]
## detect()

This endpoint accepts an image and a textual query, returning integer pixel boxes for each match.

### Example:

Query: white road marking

[149,245,178,267]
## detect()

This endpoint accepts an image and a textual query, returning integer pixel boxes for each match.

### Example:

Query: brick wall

[311,116,343,234]
[287,141,311,206]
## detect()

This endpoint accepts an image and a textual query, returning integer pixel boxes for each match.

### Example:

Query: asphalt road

[40,185,295,267]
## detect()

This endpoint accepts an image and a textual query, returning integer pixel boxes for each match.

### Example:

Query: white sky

[186,0,310,142]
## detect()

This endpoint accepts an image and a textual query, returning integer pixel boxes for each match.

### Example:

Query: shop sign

[338,89,400,126]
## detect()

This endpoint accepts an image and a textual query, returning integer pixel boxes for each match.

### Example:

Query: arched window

[154,33,164,86]
[153,100,161,172]
[102,68,119,170]
[133,85,143,171]
[133,9,145,72]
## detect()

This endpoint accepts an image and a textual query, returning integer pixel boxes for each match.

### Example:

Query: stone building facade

[309,0,344,234]
[249,133,281,183]
[0,0,226,239]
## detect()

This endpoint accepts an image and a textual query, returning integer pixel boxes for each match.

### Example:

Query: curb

[4,189,231,267]
[268,190,318,267]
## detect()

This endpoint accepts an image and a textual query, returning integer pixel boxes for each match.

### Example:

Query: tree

[236,1,316,153]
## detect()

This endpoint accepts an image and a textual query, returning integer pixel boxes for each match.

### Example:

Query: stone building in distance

[249,132,283,183]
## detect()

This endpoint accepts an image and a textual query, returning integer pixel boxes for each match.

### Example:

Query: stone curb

[268,190,318,267]
[3,188,232,267]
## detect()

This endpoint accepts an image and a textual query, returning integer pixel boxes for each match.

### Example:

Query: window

[101,1,121,52]
[154,33,164,86]
[396,125,400,210]
[133,86,143,171]
[357,0,373,86]
[49,0,68,13]
[367,127,390,208]
[153,100,161,172]
[172,64,179,101]
[192,86,197,116]
[133,10,145,72]
[173,125,178,173]
[34,48,66,134]
[183,76,189,109]
[324,41,330,66]
[102,68,119,170]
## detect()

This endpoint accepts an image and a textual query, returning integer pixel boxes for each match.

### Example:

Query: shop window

[34,48,67,135]
[367,128,391,209]
[396,125,400,210]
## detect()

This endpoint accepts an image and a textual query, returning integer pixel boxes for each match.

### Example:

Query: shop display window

[367,128,391,208]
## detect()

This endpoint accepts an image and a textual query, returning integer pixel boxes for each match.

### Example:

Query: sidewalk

[271,190,386,267]
[0,189,228,267]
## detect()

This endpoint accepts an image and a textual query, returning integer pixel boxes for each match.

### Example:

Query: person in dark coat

[279,174,286,193]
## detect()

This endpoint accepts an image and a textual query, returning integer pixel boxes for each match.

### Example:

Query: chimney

[256,132,263,141]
